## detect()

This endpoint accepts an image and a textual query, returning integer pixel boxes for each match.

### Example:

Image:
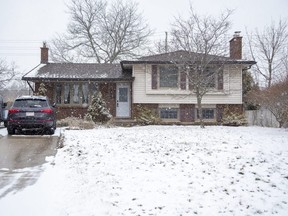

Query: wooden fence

[245,108,280,128]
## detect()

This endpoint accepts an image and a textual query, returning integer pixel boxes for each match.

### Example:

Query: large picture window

[55,82,96,105]
[159,66,179,88]
[153,64,223,91]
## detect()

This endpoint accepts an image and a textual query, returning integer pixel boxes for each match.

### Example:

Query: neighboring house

[22,33,255,124]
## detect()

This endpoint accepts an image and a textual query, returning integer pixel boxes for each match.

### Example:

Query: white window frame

[195,105,216,121]
[159,65,179,89]
[159,104,180,121]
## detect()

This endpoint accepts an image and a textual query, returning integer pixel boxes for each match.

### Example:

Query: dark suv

[7,96,56,135]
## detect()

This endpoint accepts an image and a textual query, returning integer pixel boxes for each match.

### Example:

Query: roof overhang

[22,76,134,82]
[121,60,256,66]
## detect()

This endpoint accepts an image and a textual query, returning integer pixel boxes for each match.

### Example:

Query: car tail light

[41,109,53,114]
[8,109,20,114]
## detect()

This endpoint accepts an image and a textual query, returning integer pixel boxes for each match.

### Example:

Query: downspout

[242,64,254,112]
[22,63,42,95]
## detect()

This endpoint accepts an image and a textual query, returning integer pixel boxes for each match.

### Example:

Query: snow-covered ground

[0,126,6,137]
[0,126,288,215]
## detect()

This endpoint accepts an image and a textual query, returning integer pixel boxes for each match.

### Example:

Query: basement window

[197,108,215,119]
[160,107,179,119]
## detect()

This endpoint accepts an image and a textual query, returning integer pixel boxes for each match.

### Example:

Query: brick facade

[35,82,117,120]
[180,104,195,122]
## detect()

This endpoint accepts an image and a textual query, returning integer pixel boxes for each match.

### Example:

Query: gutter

[21,77,135,82]
[121,60,257,66]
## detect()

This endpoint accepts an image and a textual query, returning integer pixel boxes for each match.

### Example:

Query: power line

[0,54,38,56]
[0,40,42,43]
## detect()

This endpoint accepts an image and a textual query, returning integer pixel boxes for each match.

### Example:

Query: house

[22,43,134,120]
[22,32,256,124]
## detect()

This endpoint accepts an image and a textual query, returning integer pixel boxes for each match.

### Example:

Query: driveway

[0,126,60,199]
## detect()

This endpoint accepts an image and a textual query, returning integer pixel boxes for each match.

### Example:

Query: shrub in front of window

[37,83,47,96]
[135,104,161,125]
[222,106,247,126]
[87,92,112,123]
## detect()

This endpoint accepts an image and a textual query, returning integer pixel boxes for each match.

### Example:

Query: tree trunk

[268,61,272,88]
[196,91,205,128]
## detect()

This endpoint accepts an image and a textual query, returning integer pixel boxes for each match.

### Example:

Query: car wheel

[7,127,15,135]
[47,128,55,135]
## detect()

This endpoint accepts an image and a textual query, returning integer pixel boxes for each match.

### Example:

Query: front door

[116,83,131,118]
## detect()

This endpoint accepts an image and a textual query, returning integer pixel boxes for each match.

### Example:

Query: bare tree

[50,0,152,63]
[247,19,288,87]
[281,48,288,80]
[170,6,233,127]
[247,80,288,128]
[0,59,16,89]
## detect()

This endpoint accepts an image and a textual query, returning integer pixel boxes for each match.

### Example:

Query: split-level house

[22,32,255,124]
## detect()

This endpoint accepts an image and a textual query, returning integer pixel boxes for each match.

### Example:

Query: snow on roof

[122,50,256,65]
[22,63,132,81]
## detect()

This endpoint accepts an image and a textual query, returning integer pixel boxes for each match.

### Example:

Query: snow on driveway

[1,126,288,215]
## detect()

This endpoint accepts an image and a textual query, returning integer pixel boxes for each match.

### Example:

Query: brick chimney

[40,42,49,64]
[229,31,242,59]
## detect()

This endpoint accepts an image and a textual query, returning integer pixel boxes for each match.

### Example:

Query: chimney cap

[233,31,241,37]
[42,41,47,48]
[41,42,49,64]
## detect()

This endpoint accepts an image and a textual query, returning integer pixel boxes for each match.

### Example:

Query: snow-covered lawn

[1,126,288,215]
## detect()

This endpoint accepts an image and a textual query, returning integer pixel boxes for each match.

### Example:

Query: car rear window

[13,99,48,108]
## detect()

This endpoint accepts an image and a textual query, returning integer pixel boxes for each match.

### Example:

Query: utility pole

[165,32,168,53]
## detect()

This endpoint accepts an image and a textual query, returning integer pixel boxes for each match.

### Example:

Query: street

[0,126,59,199]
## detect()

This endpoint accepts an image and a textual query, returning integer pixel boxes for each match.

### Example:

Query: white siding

[133,64,244,105]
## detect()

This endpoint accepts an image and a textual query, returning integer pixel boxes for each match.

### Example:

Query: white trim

[116,83,131,118]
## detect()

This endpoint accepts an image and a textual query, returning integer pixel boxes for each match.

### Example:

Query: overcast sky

[0,0,287,74]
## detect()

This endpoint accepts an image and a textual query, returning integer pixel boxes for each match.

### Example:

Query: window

[204,67,216,88]
[56,82,97,105]
[119,87,128,102]
[64,84,70,104]
[159,66,178,88]
[197,108,215,119]
[73,84,80,104]
[186,65,223,90]
[55,84,62,104]
[82,83,89,104]
[151,64,223,91]
[13,99,48,108]
[91,83,98,94]
[203,66,223,89]
[160,108,179,119]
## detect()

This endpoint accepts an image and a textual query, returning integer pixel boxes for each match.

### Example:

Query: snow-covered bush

[135,104,161,125]
[87,92,112,123]
[57,117,95,130]
[37,83,47,96]
[222,107,247,126]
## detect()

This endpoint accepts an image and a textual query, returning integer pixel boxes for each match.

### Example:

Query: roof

[22,63,133,82]
[121,50,256,66]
